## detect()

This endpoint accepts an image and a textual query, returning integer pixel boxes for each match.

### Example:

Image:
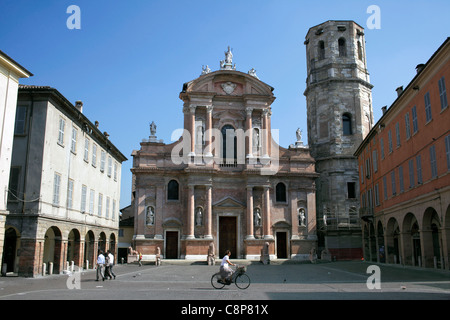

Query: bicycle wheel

[211,273,226,289]
[235,274,251,289]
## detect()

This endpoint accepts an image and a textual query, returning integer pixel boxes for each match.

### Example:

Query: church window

[275,182,287,202]
[221,125,237,164]
[342,113,352,135]
[338,38,347,57]
[168,180,179,200]
[357,41,363,60]
[318,41,325,60]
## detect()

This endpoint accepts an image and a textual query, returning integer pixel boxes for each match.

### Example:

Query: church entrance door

[166,231,178,259]
[276,232,288,258]
[219,217,237,259]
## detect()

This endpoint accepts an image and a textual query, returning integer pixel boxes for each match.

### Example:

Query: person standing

[96,250,105,281]
[107,250,116,279]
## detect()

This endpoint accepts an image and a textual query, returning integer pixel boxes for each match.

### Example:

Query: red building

[355,38,450,269]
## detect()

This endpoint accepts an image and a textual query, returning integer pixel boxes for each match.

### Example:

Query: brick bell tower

[303,21,374,259]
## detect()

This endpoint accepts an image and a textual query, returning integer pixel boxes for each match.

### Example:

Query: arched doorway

[2,227,19,274]
[109,233,116,255]
[423,207,442,268]
[402,213,420,266]
[98,232,107,253]
[67,229,81,267]
[386,218,400,264]
[377,221,385,263]
[43,226,63,274]
[84,230,95,269]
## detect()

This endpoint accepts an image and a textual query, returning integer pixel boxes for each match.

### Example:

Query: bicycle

[211,265,251,289]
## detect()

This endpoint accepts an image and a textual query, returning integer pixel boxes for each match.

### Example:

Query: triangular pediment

[213,197,245,208]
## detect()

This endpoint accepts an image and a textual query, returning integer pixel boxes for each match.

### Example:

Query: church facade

[131,48,318,260]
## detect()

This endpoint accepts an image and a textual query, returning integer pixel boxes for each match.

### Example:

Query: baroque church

[130,20,372,261]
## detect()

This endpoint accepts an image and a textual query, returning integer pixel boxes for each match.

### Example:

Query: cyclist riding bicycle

[220,250,235,284]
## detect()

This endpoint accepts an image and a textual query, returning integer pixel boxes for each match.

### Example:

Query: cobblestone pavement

[0,260,449,302]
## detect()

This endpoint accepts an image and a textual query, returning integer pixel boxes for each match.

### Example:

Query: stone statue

[224,46,233,64]
[220,46,236,70]
[260,242,270,265]
[248,68,259,79]
[296,128,302,142]
[155,247,161,266]
[309,247,318,263]
[201,65,211,75]
[299,208,306,226]
[207,242,215,266]
[150,121,157,136]
[254,208,261,227]
[196,207,203,226]
[146,206,155,226]
[252,128,260,151]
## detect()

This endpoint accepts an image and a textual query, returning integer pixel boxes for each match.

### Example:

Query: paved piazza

[0,261,449,303]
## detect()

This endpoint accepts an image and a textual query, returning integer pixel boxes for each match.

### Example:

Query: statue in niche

[252,128,260,152]
[146,206,155,226]
[298,208,306,226]
[254,208,262,227]
[196,207,203,226]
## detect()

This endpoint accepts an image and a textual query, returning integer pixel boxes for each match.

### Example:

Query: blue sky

[1,0,449,208]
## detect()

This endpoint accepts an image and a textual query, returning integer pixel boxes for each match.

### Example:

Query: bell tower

[304,20,374,258]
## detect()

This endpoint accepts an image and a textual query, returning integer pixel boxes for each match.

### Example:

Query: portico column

[290,189,299,239]
[262,109,270,159]
[188,105,196,157]
[245,107,253,159]
[263,186,273,239]
[205,185,213,239]
[246,186,255,239]
[205,105,213,159]
[186,185,195,239]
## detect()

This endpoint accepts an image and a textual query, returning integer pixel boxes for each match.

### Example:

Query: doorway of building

[276,232,288,258]
[165,231,178,259]
[219,217,237,258]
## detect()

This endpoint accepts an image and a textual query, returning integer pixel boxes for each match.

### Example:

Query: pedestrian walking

[107,250,116,279]
[138,251,143,266]
[96,250,105,281]
[104,253,111,279]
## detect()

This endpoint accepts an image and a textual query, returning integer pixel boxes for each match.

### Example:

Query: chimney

[75,100,83,113]
[416,64,425,74]
[396,86,403,97]
[381,106,387,114]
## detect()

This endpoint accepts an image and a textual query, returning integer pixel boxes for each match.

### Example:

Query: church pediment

[213,197,245,208]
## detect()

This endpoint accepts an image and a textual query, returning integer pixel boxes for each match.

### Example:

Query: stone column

[205,185,213,239]
[263,186,273,239]
[245,107,253,159]
[188,105,196,157]
[290,189,299,239]
[135,188,146,238]
[155,184,164,239]
[262,109,270,159]
[186,185,195,239]
[246,186,255,239]
[205,105,213,159]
